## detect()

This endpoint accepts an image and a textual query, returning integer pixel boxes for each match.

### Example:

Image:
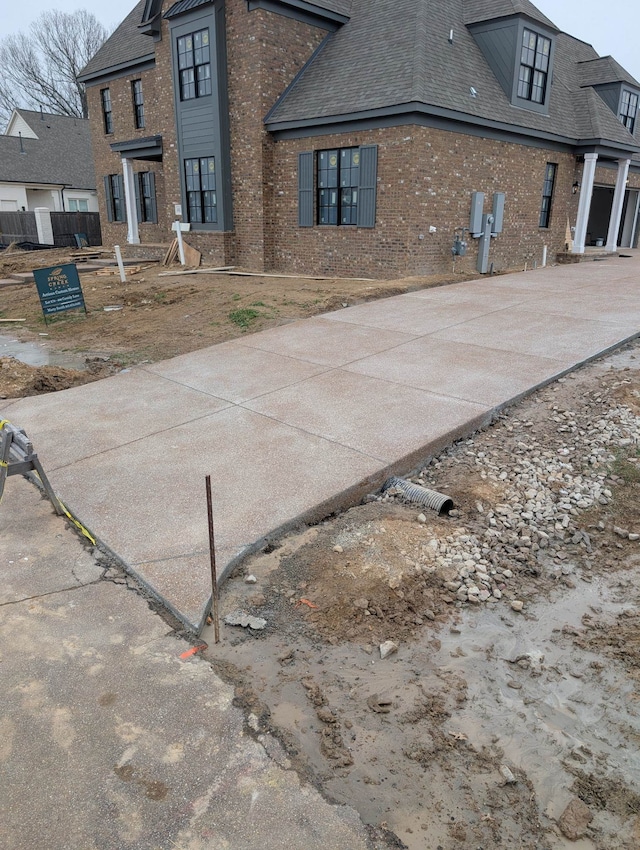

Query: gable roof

[79,0,154,83]
[0,110,95,189]
[266,0,640,154]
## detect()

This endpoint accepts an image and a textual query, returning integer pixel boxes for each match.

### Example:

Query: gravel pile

[382,375,640,609]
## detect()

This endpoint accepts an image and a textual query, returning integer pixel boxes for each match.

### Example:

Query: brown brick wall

[593,162,640,189]
[87,63,172,248]
[270,127,580,278]
[224,0,326,270]
[88,0,325,268]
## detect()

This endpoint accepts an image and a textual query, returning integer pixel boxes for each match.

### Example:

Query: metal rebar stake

[205,475,220,644]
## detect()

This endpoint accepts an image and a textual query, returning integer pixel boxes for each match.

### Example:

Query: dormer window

[620,90,638,133]
[466,13,556,116]
[518,29,551,104]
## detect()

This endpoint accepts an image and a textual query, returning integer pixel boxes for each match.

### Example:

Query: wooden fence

[0,211,101,248]
[0,211,38,245]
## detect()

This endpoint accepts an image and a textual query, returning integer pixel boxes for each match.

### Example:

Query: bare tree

[0,10,110,128]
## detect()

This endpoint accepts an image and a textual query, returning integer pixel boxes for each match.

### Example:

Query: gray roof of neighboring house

[266,0,640,152]
[79,0,154,82]
[578,56,640,90]
[463,0,557,29]
[0,110,95,189]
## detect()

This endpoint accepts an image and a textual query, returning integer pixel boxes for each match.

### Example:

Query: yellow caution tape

[58,500,97,545]
[28,468,97,545]
[0,420,95,543]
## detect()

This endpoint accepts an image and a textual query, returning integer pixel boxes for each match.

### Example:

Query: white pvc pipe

[175,225,186,266]
[542,245,547,267]
[114,245,127,282]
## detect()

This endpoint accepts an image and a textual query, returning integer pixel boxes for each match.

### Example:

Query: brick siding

[271,128,581,278]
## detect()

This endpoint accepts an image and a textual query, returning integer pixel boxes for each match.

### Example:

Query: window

[104,174,125,222]
[177,29,211,100]
[299,145,377,228]
[68,199,89,212]
[184,157,217,223]
[539,162,557,228]
[101,88,113,134]
[136,172,157,223]
[132,80,145,129]
[620,90,638,133]
[317,148,360,225]
[518,29,551,104]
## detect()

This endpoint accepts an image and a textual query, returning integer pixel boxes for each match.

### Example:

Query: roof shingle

[79,0,154,81]
[578,56,640,89]
[266,0,639,152]
[0,110,95,189]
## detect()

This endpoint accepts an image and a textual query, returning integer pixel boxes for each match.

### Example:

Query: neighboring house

[0,110,98,214]
[78,0,640,278]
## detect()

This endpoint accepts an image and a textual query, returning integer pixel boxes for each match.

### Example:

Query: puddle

[434,579,640,815]
[0,333,88,370]
[208,567,640,850]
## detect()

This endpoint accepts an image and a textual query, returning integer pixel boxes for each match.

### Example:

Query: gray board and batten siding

[167,2,233,230]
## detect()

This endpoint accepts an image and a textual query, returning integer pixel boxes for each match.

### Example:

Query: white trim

[573,153,598,254]
[122,157,140,245]
[606,158,631,252]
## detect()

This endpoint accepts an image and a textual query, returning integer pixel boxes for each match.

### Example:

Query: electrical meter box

[492,193,505,234]
[469,192,484,236]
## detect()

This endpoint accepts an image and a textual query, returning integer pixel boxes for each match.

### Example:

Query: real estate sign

[33,263,87,321]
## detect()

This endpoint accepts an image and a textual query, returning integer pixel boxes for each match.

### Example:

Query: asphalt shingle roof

[79,0,154,81]
[307,0,352,15]
[267,0,640,152]
[463,0,556,29]
[578,56,640,89]
[0,110,95,189]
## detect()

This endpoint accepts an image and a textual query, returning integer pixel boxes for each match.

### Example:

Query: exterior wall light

[572,181,580,194]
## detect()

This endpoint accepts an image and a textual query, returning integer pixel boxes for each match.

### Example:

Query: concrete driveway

[3,253,640,632]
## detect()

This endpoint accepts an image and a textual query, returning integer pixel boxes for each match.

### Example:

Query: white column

[573,152,598,254]
[122,156,140,245]
[606,158,631,252]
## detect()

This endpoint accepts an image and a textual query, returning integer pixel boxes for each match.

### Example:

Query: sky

[2,0,640,83]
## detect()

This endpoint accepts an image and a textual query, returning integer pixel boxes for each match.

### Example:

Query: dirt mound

[0,356,121,398]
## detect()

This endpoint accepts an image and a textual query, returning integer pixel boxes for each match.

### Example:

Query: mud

[204,342,640,850]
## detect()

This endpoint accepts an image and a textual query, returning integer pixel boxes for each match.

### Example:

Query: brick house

[79,0,640,278]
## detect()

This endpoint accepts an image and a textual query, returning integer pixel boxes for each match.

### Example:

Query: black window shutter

[148,172,157,223]
[357,144,377,228]
[298,151,314,227]
[104,175,114,222]
[117,174,125,222]
[134,174,143,223]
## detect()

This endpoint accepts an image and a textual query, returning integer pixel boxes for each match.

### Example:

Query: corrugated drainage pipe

[383,476,454,515]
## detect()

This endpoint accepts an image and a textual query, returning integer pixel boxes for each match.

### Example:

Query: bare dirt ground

[3,245,640,849]
[0,246,474,398]
[205,342,640,850]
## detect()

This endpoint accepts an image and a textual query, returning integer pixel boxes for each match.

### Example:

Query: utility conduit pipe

[383,477,454,515]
